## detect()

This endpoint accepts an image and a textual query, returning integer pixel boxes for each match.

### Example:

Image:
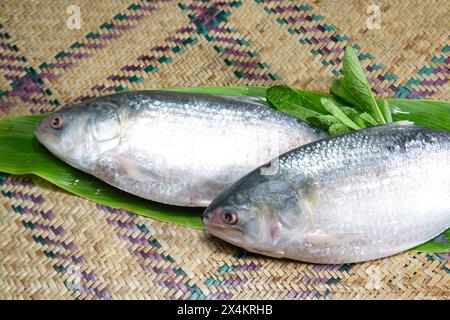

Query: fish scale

[203,123,450,263]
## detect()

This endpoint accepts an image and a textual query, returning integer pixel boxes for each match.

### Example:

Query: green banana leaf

[0,86,449,253]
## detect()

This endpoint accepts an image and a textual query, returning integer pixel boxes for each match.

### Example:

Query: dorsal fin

[218,95,267,106]
[386,120,415,127]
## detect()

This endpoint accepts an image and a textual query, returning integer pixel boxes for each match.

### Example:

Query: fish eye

[223,209,238,225]
[50,116,64,129]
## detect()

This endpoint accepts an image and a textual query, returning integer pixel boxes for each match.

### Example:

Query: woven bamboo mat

[0,0,449,300]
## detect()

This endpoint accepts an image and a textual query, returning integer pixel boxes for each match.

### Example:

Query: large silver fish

[35,90,326,206]
[203,122,450,263]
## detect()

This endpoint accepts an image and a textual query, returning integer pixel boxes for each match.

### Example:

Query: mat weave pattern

[0,0,449,299]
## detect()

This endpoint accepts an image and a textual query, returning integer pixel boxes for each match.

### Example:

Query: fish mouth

[35,118,60,144]
[35,118,63,157]
[35,128,60,145]
[203,218,245,245]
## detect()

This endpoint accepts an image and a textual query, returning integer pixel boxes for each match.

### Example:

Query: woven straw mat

[0,0,449,300]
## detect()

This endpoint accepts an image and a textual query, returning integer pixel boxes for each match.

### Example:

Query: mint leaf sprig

[266,45,393,136]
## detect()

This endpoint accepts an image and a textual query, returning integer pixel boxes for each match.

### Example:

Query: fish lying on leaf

[35,91,326,207]
[203,122,450,263]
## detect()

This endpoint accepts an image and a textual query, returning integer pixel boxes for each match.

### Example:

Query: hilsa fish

[35,90,326,207]
[203,122,450,263]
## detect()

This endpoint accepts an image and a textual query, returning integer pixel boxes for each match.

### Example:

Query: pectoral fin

[304,232,363,248]
[296,179,320,229]
[115,154,162,182]
[254,250,285,259]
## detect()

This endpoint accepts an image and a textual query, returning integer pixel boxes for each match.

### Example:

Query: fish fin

[251,249,285,259]
[365,120,417,131]
[361,120,421,135]
[303,232,363,248]
[388,120,415,127]
[218,95,267,106]
[263,251,285,259]
[296,180,320,228]
[115,154,162,182]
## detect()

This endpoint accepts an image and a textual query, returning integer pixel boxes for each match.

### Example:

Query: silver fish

[35,90,326,206]
[202,122,450,263]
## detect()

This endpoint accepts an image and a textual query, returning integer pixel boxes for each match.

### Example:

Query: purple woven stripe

[106,217,142,232]
[234,262,262,272]
[5,74,26,82]
[223,47,249,57]
[129,248,166,262]
[83,43,107,49]
[238,71,272,81]
[313,264,342,272]
[2,1,167,111]
[75,284,111,299]
[288,288,319,299]
[0,64,26,72]
[214,36,240,44]
[31,221,65,236]
[207,292,233,300]
[2,176,35,188]
[220,277,247,287]
[4,190,44,204]
[154,279,189,293]
[184,1,278,82]
[177,27,195,33]
[96,203,132,216]
[121,64,145,71]
[302,275,329,285]
[439,253,450,261]
[118,233,152,246]
[97,203,206,299]
[50,61,76,70]
[149,45,172,52]
[140,263,177,275]
[273,4,308,14]
[259,1,450,99]
[41,235,76,250]
[53,251,87,265]
[81,27,200,97]
[107,74,129,81]
[11,204,55,220]
[0,101,14,111]
[137,54,159,62]
[67,52,93,59]
[405,89,437,99]
[0,43,16,51]
[420,77,448,87]
[1,176,111,299]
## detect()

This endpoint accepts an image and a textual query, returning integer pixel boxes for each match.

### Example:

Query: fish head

[35,100,121,168]
[203,171,305,258]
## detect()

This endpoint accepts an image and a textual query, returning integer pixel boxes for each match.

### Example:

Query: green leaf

[330,78,359,107]
[321,98,361,130]
[337,107,366,128]
[388,98,450,130]
[381,100,393,123]
[328,123,351,136]
[343,46,386,124]
[339,106,359,119]
[306,115,340,130]
[266,85,325,120]
[359,112,378,126]
[411,229,450,253]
